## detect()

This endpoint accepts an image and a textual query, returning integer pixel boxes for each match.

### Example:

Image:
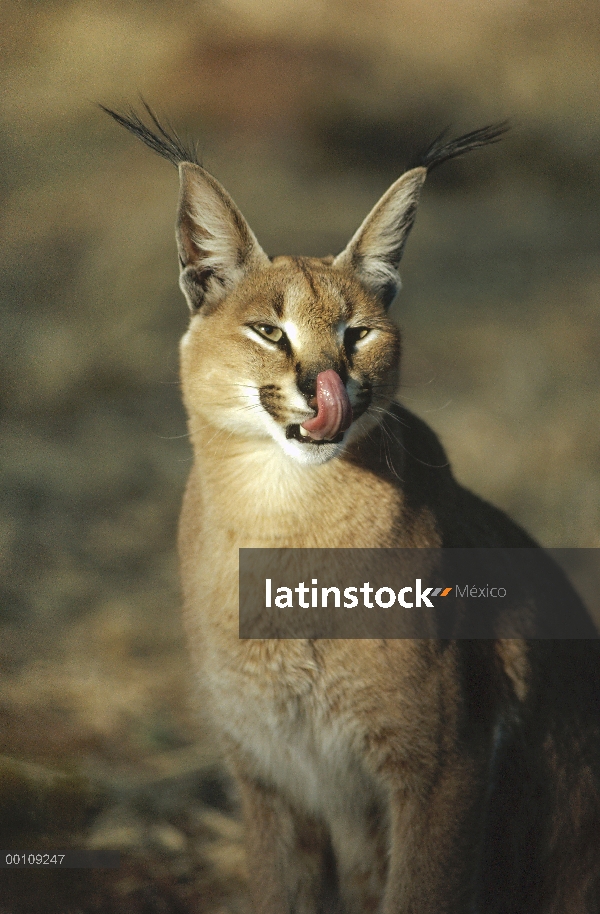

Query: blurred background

[1,0,599,910]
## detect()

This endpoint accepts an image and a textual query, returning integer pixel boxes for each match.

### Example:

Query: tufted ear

[334,122,510,308]
[333,167,427,309]
[177,163,269,312]
[101,104,508,313]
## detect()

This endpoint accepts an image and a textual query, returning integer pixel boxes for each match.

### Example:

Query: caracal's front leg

[382,756,489,914]
[236,770,340,914]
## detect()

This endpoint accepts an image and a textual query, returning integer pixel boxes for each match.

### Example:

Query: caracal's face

[104,109,505,470]
[179,256,400,466]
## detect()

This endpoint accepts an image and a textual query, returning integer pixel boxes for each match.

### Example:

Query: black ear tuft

[100,100,201,168]
[416,122,510,172]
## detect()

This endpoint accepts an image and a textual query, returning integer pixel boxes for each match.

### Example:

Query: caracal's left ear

[177,163,269,312]
[333,167,427,309]
[335,123,510,308]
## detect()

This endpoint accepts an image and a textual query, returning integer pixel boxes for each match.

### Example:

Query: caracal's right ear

[100,102,269,313]
[176,164,269,312]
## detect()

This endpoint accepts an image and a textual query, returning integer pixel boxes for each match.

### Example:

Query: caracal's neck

[187,418,403,548]
[190,420,341,540]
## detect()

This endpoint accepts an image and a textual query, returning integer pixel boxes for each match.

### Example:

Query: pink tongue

[301,370,352,441]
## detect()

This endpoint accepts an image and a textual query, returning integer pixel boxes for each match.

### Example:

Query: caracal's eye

[344,327,371,352]
[254,324,283,343]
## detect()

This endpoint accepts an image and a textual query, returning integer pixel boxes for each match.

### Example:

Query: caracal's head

[103,106,507,466]
[175,158,426,466]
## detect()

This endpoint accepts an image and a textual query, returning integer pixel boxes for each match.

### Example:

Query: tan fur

[105,108,600,912]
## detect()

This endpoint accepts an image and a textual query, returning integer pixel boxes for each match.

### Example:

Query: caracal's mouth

[285,424,345,445]
[294,369,352,444]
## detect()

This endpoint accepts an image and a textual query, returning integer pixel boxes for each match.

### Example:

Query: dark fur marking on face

[336,361,349,386]
[296,258,319,304]
[272,291,284,319]
[351,384,373,421]
[259,385,285,421]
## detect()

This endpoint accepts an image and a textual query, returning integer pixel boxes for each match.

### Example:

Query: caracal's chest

[182,455,410,816]
[211,644,377,818]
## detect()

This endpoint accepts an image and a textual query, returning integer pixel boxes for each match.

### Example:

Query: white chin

[280,436,345,465]
[263,416,356,465]
[266,421,345,464]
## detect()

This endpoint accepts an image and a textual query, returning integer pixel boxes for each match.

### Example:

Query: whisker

[422,400,453,413]
[366,406,449,470]
[219,394,257,405]
[380,424,402,480]
[227,402,263,413]
[207,426,240,464]
[399,374,437,390]
[368,405,409,430]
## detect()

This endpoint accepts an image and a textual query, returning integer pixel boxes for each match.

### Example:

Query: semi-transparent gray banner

[238,549,600,639]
